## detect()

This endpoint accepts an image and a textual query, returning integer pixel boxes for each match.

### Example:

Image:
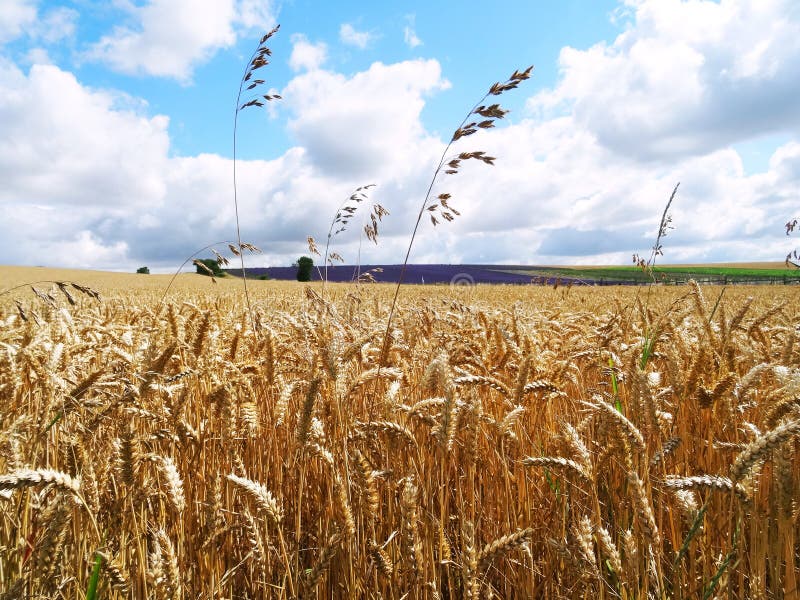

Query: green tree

[296,256,314,282]
[136,266,150,274]
[195,258,224,277]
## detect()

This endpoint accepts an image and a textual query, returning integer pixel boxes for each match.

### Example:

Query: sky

[1,0,799,272]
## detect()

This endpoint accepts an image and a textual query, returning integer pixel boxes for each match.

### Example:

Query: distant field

[0,265,284,300]
[227,264,539,285]
[4,263,799,301]
[0,265,218,290]
[555,262,788,270]
[499,263,800,284]
[228,262,800,285]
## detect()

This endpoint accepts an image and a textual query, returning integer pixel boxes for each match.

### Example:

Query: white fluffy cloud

[339,23,374,49]
[0,60,169,207]
[403,15,422,49]
[235,0,277,30]
[0,1,76,45]
[0,0,36,44]
[0,58,170,267]
[86,0,275,81]
[529,0,800,162]
[393,114,796,265]
[288,34,327,72]
[281,59,449,178]
[0,55,449,270]
[34,6,78,44]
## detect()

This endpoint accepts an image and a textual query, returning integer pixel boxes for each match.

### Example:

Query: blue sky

[1,0,799,271]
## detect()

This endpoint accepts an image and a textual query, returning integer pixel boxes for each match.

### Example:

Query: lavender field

[228,264,587,285]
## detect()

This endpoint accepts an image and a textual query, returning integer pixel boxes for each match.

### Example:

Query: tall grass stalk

[232,26,281,334]
[378,66,533,369]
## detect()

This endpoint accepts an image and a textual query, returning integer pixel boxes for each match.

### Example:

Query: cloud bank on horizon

[0,0,798,272]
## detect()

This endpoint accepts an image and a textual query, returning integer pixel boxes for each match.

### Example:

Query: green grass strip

[708,287,726,323]
[43,411,63,435]
[608,357,622,412]
[674,503,708,568]
[544,469,561,499]
[703,549,736,600]
[85,552,102,600]
[640,331,657,369]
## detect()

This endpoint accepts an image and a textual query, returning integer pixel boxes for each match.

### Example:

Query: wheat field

[1,273,798,599]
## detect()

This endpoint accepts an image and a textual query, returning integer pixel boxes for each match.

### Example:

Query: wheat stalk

[227,473,283,525]
[730,418,800,481]
[478,528,533,570]
[0,468,81,496]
